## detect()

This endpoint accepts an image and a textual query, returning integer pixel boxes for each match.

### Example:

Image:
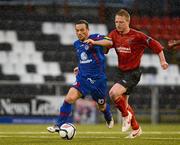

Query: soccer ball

[59,123,76,140]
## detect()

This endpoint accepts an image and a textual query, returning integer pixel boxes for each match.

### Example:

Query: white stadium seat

[20,74,44,84]
[2,63,16,75]
[23,41,36,54]
[64,73,76,85]
[12,42,24,53]
[141,54,153,67]
[0,52,8,63]
[7,52,21,63]
[14,63,26,75]
[0,31,5,42]
[47,62,61,76]
[42,22,55,34]
[36,63,49,75]
[106,49,118,66]
[4,31,17,43]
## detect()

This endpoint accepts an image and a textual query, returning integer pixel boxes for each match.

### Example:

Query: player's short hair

[75,20,89,29]
[115,9,130,22]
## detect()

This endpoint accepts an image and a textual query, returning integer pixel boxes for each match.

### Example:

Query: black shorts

[115,68,142,95]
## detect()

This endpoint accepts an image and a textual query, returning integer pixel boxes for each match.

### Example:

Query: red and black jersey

[107,28,163,71]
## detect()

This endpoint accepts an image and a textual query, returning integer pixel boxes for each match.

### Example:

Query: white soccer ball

[59,123,76,140]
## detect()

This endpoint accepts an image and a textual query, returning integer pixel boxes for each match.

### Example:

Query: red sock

[114,95,128,117]
[127,105,139,130]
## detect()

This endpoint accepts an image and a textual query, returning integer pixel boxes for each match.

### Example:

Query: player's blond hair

[116,9,130,22]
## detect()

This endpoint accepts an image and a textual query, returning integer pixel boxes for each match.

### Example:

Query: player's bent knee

[65,87,81,104]
[109,90,123,101]
[109,90,118,99]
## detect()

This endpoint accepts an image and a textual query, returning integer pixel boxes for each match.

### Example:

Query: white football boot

[47,125,60,133]
[106,117,114,129]
[125,127,142,138]
[122,111,132,132]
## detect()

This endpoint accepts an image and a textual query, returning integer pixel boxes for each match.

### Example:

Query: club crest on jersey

[84,44,89,50]
[80,52,88,61]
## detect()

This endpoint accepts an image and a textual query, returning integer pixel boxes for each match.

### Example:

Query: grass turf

[0,124,179,145]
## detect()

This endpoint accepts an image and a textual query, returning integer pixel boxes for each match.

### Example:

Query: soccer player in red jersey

[106,9,168,138]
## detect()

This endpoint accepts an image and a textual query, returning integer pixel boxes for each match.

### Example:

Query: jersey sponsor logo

[80,59,92,64]
[80,52,88,60]
[80,52,92,64]
[116,46,131,53]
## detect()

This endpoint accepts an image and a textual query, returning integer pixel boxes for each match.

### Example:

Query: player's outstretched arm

[84,39,112,47]
[158,51,168,70]
[168,40,180,48]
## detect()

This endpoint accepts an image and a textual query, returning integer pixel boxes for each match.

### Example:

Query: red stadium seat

[151,17,161,28]
[140,16,151,29]
[130,16,141,29]
[149,26,161,39]
[161,16,171,27]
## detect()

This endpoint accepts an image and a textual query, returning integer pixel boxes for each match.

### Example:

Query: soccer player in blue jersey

[47,20,114,133]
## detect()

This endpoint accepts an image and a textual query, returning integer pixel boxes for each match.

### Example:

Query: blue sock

[102,104,112,122]
[56,101,72,126]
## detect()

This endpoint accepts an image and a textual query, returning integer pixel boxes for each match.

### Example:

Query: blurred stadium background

[0,0,179,125]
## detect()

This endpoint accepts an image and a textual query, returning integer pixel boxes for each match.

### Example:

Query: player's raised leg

[109,83,132,132]
[47,87,81,133]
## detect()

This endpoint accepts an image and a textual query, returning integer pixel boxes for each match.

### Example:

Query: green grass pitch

[0,123,179,145]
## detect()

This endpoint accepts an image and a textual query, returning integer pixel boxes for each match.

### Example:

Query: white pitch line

[0,132,49,134]
[0,131,179,134]
[142,137,180,140]
[0,135,58,138]
[78,131,180,134]
[0,135,180,140]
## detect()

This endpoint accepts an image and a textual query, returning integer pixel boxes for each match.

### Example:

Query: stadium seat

[4,31,17,43]
[42,22,55,34]
[130,16,141,29]
[0,43,12,51]
[0,31,5,42]
[139,74,157,85]
[151,17,161,28]
[89,24,108,35]
[48,62,61,76]
[7,53,21,63]
[0,52,8,63]
[20,74,44,84]
[140,54,152,67]
[15,63,26,75]
[106,49,118,66]
[23,41,36,54]
[64,73,76,85]
[2,63,16,75]
[140,16,151,29]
